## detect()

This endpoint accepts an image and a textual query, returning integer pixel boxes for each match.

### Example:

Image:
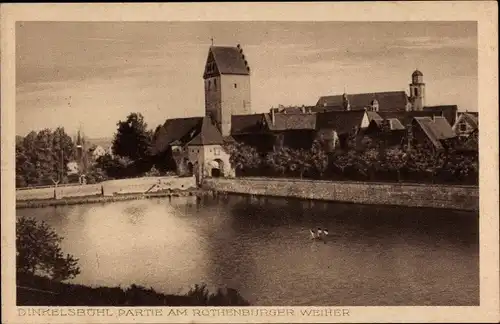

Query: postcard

[1,2,498,323]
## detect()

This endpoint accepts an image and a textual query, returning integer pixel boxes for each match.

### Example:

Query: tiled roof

[231,114,267,135]
[387,118,406,131]
[316,91,409,112]
[264,113,317,131]
[208,46,250,76]
[414,117,443,150]
[366,111,383,122]
[316,110,366,134]
[152,117,203,154]
[188,117,225,146]
[423,105,458,126]
[413,116,456,150]
[431,116,456,139]
[366,118,406,132]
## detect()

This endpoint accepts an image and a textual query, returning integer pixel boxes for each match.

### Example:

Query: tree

[16,217,80,281]
[112,113,152,162]
[265,147,293,176]
[288,149,312,179]
[96,153,131,179]
[16,128,75,186]
[309,140,328,178]
[225,142,261,173]
[355,148,380,180]
[85,166,108,184]
[382,147,408,182]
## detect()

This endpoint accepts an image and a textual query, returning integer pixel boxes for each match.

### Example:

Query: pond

[17,194,479,306]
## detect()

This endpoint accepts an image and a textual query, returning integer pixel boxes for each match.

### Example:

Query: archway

[208,159,224,178]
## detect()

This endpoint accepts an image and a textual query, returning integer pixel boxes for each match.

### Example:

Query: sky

[16,21,477,138]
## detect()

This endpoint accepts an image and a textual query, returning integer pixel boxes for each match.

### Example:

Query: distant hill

[85,137,113,149]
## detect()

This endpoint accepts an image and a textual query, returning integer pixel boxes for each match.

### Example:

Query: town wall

[202,177,479,212]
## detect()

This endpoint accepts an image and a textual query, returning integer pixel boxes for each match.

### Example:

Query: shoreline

[16,189,208,209]
[16,177,479,211]
[17,273,250,306]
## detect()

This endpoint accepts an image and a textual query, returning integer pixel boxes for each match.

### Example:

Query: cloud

[389,35,477,51]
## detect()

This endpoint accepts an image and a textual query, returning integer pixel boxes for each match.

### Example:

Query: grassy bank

[17,273,250,306]
[16,188,213,209]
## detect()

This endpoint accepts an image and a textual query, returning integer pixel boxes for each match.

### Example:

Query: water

[16,195,479,306]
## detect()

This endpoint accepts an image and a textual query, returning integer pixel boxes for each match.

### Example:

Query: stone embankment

[202,177,479,212]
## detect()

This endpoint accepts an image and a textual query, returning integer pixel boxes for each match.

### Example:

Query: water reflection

[17,195,478,306]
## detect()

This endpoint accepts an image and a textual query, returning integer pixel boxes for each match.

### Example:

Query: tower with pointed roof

[203,43,251,136]
[409,69,426,111]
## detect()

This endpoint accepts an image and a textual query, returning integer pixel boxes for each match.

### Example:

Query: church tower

[409,69,425,111]
[203,44,251,136]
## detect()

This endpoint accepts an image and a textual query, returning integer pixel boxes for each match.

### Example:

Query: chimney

[301,105,306,114]
[271,108,276,126]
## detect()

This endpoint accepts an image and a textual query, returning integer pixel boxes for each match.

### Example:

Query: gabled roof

[413,116,456,150]
[152,117,203,154]
[316,110,366,134]
[264,113,317,131]
[205,46,250,77]
[187,117,225,146]
[413,117,443,150]
[366,111,383,122]
[459,112,478,130]
[231,114,267,135]
[316,91,409,112]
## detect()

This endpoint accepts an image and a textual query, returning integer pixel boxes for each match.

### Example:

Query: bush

[16,217,80,281]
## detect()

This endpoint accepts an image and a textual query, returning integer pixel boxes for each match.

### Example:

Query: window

[214,148,220,156]
[459,122,467,132]
[214,79,217,90]
[234,83,237,88]
[208,80,211,90]
[414,88,418,96]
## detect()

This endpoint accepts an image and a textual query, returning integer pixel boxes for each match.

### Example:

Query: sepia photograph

[1,2,498,324]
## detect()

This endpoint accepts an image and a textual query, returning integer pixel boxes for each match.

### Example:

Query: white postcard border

[1,2,498,323]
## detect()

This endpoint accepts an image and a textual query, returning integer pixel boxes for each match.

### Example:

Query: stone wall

[202,177,479,211]
[16,176,197,201]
